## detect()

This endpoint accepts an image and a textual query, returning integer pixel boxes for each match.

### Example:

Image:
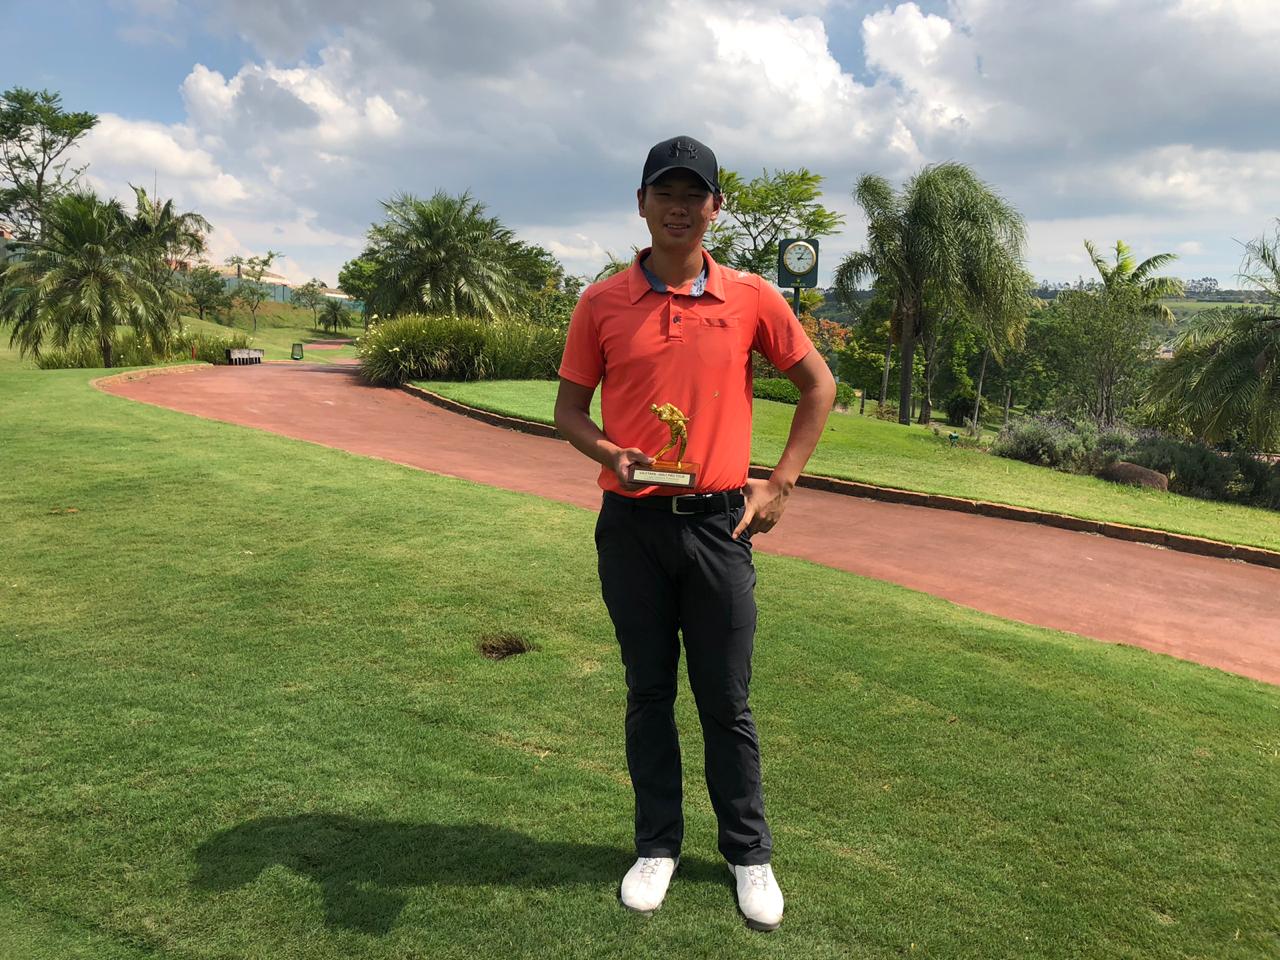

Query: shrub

[943,391,991,427]
[181,330,251,364]
[1229,450,1280,508]
[993,415,1280,510]
[754,377,857,409]
[1096,426,1138,464]
[992,417,1088,470]
[482,321,566,380]
[34,327,249,368]
[357,313,564,386]
[1127,437,1236,501]
[753,377,800,404]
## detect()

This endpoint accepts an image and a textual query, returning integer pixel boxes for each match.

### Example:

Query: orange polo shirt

[559,248,814,496]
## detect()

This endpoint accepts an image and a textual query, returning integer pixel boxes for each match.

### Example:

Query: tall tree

[0,191,174,368]
[707,168,844,280]
[290,278,326,327]
[363,190,520,318]
[184,264,231,323]
[337,255,380,325]
[125,185,211,266]
[1146,224,1280,450]
[836,163,1029,424]
[318,297,353,335]
[1084,240,1184,323]
[834,277,895,405]
[0,88,98,241]
[124,185,212,326]
[1043,287,1155,426]
[225,251,281,333]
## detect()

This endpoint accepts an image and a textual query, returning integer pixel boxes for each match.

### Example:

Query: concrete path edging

[90,362,215,389]
[400,381,1280,572]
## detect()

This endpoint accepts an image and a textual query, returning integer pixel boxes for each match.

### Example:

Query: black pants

[595,491,772,866]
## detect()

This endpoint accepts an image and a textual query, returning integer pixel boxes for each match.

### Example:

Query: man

[554,135,835,931]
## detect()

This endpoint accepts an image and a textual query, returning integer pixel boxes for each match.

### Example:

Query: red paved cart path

[99,362,1280,686]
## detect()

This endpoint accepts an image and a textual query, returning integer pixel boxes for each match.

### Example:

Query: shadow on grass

[192,814,725,935]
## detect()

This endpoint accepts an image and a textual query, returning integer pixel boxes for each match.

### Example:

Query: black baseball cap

[641,135,720,194]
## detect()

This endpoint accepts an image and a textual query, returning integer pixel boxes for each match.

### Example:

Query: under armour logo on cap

[668,138,699,160]
[642,135,719,194]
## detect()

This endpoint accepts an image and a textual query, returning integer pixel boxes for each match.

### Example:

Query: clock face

[783,241,816,275]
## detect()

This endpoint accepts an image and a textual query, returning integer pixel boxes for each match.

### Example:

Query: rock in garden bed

[1097,461,1169,491]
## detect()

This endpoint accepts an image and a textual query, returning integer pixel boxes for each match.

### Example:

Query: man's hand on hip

[732,477,789,539]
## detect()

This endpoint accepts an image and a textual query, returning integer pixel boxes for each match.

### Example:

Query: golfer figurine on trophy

[628,401,699,488]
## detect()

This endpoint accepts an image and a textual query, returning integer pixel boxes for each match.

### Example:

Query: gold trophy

[629,402,699,488]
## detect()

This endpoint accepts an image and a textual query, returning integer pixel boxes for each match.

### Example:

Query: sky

[6,0,1280,290]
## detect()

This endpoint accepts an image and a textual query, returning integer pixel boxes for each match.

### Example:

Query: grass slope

[0,302,362,371]
[1,369,1277,958]
[413,379,1280,552]
[184,301,362,363]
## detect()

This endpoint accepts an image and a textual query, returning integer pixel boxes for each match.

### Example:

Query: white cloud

[80,114,248,207]
[67,0,1280,286]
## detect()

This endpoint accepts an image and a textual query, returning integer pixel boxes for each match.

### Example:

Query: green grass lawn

[0,302,362,371]
[413,379,1280,552]
[184,301,362,363]
[1,367,1277,959]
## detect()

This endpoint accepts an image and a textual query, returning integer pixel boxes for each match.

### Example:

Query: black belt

[606,489,745,516]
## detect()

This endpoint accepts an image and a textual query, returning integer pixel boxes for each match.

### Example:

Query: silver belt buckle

[671,494,697,516]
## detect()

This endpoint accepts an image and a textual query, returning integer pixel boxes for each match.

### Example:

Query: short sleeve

[558,293,604,388]
[752,282,814,371]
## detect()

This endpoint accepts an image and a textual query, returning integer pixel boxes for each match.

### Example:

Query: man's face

[637,170,722,254]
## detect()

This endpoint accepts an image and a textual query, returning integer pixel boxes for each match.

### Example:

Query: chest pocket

[695,315,741,368]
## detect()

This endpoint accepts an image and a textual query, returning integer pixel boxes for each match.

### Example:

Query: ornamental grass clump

[34,327,249,368]
[482,321,565,380]
[357,313,564,386]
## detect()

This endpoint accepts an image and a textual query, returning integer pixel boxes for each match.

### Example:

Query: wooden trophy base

[629,460,699,489]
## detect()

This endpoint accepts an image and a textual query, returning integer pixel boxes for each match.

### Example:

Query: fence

[221,275,363,313]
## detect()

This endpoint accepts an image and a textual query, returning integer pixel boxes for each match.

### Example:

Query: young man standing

[554,135,835,931]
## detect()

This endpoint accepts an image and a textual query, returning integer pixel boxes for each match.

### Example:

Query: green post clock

[778,237,819,315]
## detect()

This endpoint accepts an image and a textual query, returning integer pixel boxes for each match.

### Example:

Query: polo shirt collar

[626,248,727,304]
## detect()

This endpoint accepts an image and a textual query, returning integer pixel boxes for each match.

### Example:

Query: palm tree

[1083,240,1183,324]
[124,186,212,331]
[1146,225,1280,450]
[126,185,211,265]
[363,191,520,318]
[593,249,637,282]
[319,297,352,334]
[0,191,175,367]
[835,163,1029,424]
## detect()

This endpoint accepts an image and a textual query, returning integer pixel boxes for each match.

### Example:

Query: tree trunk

[1003,385,1012,428]
[897,315,915,425]
[880,338,893,405]
[971,348,989,437]
[918,322,943,425]
[100,332,113,369]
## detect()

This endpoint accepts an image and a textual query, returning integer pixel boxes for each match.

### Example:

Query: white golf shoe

[619,856,679,913]
[728,862,784,931]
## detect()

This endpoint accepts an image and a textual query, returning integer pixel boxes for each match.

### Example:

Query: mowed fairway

[2,369,1278,960]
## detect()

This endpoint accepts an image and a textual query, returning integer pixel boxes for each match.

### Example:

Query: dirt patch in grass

[477,632,537,660]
